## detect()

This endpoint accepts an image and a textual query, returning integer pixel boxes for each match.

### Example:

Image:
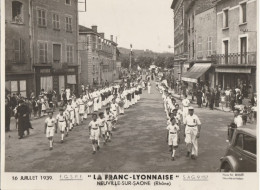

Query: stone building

[32,0,79,96]
[5,0,33,97]
[214,0,257,94]
[79,25,118,86]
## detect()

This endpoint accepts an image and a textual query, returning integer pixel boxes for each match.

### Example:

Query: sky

[78,0,174,53]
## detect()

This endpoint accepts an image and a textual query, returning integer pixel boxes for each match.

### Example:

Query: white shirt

[234,115,243,128]
[98,118,106,127]
[183,114,201,126]
[56,114,66,122]
[182,99,190,107]
[89,120,100,130]
[45,117,56,127]
[111,103,118,111]
[167,124,179,133]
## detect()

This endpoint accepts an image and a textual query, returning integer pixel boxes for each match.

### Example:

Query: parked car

[220,128,256,172]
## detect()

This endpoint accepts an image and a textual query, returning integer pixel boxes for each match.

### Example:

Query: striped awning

[181,63,212,83]
[215,67,251,73]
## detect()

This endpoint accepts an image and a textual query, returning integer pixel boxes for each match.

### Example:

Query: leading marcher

[183,106,201,160]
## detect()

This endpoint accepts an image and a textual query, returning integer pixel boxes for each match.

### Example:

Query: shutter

[13,39,20,62]
[45,43,48,63]
[20,39,25,62]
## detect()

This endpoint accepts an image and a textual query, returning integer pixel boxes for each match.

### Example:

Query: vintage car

[220,128,256,172]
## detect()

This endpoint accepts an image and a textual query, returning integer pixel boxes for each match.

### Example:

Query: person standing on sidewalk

[5,98,11,132]
[196,89,203,108]
[183,106,202,160]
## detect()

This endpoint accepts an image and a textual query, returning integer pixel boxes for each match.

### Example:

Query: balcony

[211,52,256,65]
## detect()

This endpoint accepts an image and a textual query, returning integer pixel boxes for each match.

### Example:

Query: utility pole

[129,44,132,71]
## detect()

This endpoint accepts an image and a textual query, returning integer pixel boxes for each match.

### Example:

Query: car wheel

[222,163,233,172]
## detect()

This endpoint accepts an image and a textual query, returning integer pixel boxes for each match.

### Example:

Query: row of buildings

[171,0,257,95]
[5,0,120,98]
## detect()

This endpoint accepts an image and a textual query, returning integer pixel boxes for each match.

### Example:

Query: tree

[165,56,175,69]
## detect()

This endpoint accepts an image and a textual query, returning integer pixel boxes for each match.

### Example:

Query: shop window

[65,16,72,32]
[53,13,60,30]
[37,8,47,27]
[40,76,53,92]
[66,45,73,63]
[12,1,23,23]
[6,80,26,97]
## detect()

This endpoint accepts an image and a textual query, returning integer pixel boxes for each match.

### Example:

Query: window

[12,1,23,23]
[223,9,229,28]
[92,35,97,50]
[243,135,256,155]
[13,38,23,62]
[37,9,47,27]
[207,37,212,56]
[65,16,72,32]
[240,3,247,24]
[53,14,60,30]
[38,42,48,64]
[66,45,73,63]
[6,80,26,97]
[65,0,71,5]
[235,134,243,149]
[53,44,61,63]
[197,36,202,58]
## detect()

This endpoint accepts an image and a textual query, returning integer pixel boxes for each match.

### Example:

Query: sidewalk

[168,90,251,113]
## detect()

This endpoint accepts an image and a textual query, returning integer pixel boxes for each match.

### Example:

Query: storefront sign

[40,69,51,73]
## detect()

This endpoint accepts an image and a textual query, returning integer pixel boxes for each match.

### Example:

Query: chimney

[91,25,97,33]
[99,33,105,38]
[110,35,113,41]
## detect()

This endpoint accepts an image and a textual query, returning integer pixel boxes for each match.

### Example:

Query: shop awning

[215,67,251,73]
[181,63,212,83]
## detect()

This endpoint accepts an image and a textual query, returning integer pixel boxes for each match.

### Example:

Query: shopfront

[35,65,78,98]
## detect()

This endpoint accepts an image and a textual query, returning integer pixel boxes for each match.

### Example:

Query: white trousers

[148,86,151,94]
[185,126,198,156]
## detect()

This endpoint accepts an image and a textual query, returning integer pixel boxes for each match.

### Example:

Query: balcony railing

[211,52,256,65]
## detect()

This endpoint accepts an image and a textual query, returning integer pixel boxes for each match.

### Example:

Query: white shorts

[90,129,100,140]
[185,126,198,144]
[168,133,178,146]
[46,127,55,138]
[107,121,113,131]
[100,125,107,135]
[58,122,66,132]
[79,104,85,114]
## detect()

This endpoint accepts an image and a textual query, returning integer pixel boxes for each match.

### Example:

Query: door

[224,40,229,64]
[240,37,247,64]
[53,44,61,63]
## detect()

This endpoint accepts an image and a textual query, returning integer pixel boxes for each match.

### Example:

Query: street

[5,82,232,172]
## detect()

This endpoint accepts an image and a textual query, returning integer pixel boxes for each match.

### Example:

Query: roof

[79,25,95,33]
[236,128,256,137]
[182,63,212,83]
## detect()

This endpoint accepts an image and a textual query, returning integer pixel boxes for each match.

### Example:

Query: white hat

[188,106,194,110]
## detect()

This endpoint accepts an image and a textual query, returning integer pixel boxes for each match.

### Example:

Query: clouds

[79,0,173,53]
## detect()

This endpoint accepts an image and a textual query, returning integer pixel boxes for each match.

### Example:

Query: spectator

[225,87,231,108]
[5,98,11,132]
[32,97,39,119]
[196,89,203,108]
[209,90,215,110]
[215,88,220,107]
[236,91,243,105]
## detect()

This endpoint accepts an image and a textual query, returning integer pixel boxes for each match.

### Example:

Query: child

[104,107,114,142]
[98,112,108,145]
[88,113,100,154]
[44,111,57,150]
[166,117,180,161]
[56,108,67,143]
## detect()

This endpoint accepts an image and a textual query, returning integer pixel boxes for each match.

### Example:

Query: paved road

[5,82,234,172]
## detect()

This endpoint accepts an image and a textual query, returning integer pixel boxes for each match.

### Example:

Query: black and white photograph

[0,0,259,189]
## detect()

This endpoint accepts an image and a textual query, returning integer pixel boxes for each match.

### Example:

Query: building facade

[32,0,79,96]
[214,0,257,94]
[79,25,118,86]
[5,0,34,97]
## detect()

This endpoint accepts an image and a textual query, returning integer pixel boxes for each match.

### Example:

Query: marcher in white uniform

[82,92,89,119]
[167,117,180,161]
[98,112,108,145]
[182,95,190,122]
[77,95,85,124]
[56,108,67,143]
[148,81,151,94]
[183,107,201,159]
[72,97,79,126]
[65,88,71,100]
[44,111,57,150]
[104,107,114,141]
[110,99,118,129]
[66,99,75,130]
[118,92,125,114]
[88,113,100,154]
